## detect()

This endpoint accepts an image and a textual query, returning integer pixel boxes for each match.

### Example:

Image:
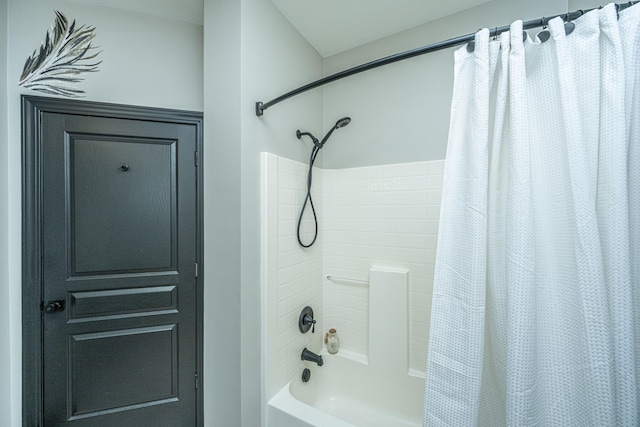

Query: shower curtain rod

[255,1,637,116]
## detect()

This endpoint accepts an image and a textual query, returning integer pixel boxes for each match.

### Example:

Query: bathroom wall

[321,0,569,168]
[239,3,323,424]
[0,0,9,419]
[322,159,444,374]
[203,0,242,424]
[205,0,324,424]
[3,1,203,424]
[570,0,611,9]
[263,155,445,398]
[239,0,325,424]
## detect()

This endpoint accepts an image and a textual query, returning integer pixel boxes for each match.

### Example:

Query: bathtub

[267,352,425,427]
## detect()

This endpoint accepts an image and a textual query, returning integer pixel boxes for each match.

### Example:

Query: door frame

[21,95,204,426]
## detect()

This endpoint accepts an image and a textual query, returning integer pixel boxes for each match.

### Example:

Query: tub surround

[262,153,443,425]
[321,159,443,373]
[369,266,409,376]
[262,153,324,402]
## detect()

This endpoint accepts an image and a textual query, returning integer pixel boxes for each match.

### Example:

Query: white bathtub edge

[268,383,354,427]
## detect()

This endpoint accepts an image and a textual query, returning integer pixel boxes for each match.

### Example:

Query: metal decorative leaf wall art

[19,11,101,97]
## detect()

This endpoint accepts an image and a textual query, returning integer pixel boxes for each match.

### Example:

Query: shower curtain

[423,4,639,426]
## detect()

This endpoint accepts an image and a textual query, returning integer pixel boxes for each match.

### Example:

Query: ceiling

[269,0,492,57]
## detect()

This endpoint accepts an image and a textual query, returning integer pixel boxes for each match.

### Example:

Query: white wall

[321,0,569,168]
[203,1,241,425]
[0,0,10,420]
[570,0,611,9]
[4,1,203,424]
[240,0,323,425]
[262,155,444,407]
[204,0,323,425]
[322,160,444,374]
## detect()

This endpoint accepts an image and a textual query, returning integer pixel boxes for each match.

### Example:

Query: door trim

[21,95,204,426]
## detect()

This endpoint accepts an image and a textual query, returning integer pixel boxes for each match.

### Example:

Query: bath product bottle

[325,328,339,354]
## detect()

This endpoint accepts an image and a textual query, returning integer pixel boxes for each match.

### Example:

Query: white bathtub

[267,352,425,427]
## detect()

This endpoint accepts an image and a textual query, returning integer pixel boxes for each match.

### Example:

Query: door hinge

[195,372,199,389]
[195,262,199,278]
[194,150,198,167]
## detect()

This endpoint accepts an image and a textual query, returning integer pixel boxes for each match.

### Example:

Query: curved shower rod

[255,1,637,117]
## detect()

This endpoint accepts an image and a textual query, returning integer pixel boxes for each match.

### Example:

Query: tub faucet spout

[301,348,324,366]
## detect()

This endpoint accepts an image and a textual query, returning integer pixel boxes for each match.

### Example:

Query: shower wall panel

[263,154,444,395]
[263,153,324,399]
[322,160,444,374]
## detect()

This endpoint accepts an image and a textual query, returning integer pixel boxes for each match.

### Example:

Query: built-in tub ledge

[332,348,425,379]
[333,348,368,365]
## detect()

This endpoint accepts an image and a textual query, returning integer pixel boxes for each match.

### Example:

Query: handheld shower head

[320,117,351,147]
[335,117,351,129]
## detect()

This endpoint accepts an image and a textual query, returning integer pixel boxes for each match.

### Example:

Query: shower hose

[297,143,321,248]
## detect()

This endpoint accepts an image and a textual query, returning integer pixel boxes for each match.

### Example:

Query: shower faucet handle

[298,306,316,333]
[303,314,316,333]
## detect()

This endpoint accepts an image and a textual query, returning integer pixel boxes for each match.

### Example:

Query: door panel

[69,285,177,320]
[70,324,178,417]
[23,97,202,427]
[71,135,176,274]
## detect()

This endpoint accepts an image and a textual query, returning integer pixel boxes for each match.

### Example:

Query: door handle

[44,300,65,314]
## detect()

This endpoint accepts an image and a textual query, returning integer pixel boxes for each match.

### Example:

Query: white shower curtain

[424,4,640,426]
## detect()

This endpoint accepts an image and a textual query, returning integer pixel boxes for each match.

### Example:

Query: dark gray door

[22,96,203,427]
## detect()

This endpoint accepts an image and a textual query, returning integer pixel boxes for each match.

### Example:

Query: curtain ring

[561,9,577,35]
[565,21,576,35]
[537,17,551,43]
[467,29,481,53]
